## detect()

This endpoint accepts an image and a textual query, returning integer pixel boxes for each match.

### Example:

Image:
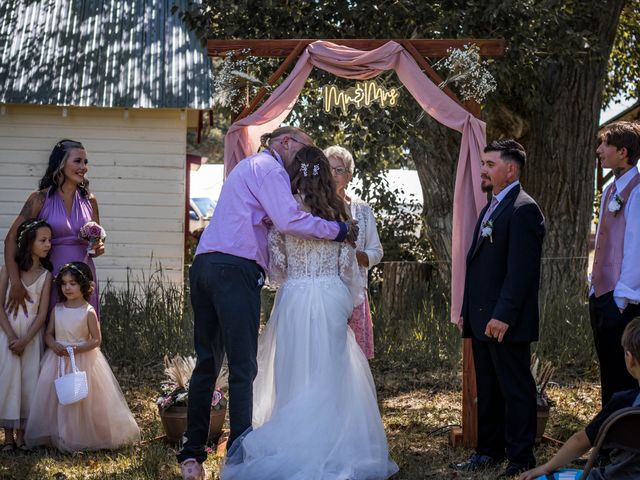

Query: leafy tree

[175,0,638,306]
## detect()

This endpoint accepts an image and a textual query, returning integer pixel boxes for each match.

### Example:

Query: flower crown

[58,263,89,282]
[17,220,48,249]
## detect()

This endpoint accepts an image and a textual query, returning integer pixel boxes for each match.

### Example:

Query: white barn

[0,0,212,287]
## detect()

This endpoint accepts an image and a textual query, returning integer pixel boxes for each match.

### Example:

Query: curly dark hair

[55,262,94,301]
[286,146,349,222]
[39,139,90,197]
[15,219,53,272]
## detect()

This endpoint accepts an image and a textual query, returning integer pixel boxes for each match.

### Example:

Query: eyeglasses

[278,136,312,148]
[331,166,349,175]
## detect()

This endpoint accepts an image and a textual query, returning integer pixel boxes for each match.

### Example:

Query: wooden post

[454,99,482,449]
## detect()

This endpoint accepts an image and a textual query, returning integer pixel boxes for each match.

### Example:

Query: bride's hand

[345,219,359,247]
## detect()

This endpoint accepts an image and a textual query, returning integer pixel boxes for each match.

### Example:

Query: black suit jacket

[462,184,545,342]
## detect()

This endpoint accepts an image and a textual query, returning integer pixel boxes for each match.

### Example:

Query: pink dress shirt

[195,150,346,271]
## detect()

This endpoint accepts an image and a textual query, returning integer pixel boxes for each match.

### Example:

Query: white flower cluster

[608,193,623,214]
[434,44,497,103]
[211,48,270,110]
[480,219,494,242]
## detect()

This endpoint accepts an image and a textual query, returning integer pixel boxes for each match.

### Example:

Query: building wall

[0,104,186,288]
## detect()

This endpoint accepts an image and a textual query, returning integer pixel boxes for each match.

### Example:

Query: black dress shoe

[450,453,503,471]
[497,461,536,478]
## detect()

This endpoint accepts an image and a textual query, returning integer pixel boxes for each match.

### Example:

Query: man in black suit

[452,139,545,478]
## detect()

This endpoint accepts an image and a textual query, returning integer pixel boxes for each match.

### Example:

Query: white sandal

[180,458,206,480]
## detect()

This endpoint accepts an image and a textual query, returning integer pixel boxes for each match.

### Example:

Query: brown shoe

[180,458,207,480]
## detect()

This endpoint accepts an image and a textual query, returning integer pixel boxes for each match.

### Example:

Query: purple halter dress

[38,188,100,317]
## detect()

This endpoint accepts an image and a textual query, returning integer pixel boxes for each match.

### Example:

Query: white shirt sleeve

[361,203,383,267]
[614,185,640,309]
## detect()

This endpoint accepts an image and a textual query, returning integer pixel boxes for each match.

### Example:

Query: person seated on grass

[520,316,640,480]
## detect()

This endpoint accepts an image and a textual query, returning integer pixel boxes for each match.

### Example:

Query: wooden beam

[208,39,505,58]
[400,40,463,108]
[232,40,307,123]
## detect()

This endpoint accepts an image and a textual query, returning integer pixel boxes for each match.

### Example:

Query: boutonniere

[607,193,623,216]
[481,219,494,243]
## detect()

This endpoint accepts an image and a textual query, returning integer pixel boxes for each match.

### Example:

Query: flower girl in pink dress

[25,262,140,452]
[0,220,52,451]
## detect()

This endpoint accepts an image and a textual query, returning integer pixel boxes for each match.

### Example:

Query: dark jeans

[589,291,640,406]
[472,338,536,466]
[176,253,263,464]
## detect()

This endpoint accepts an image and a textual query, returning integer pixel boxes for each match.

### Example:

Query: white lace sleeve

[267,228,287,286]
[339,243,366,308]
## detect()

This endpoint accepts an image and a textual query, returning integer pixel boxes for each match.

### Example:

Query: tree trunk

[380,261,433,318]
[494,4,624,304]
[409,115,462,288]
[412,4,624,310]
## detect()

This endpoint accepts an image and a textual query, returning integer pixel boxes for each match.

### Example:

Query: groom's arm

[255,168,347,242]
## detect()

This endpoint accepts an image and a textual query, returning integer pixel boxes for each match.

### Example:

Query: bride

[221,146,398,480]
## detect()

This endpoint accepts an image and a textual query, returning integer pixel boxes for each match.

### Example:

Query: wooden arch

[207,38,505,449]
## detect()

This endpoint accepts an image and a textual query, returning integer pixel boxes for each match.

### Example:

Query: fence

[100,261,596,378]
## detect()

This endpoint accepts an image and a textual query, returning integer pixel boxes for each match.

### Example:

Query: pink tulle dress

[24,303,139,452]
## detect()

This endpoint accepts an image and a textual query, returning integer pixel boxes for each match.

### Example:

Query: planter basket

[536,404,550,443]
[159,405,226,444]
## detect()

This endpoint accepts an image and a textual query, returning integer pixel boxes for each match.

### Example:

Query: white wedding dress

[221,229,398,480]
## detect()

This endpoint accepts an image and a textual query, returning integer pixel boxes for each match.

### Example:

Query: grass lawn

[0,359,600,480]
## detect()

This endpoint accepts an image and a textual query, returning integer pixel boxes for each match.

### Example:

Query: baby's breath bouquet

[156,355,227,412]
[212,48,271,110]
[434,43,497,103]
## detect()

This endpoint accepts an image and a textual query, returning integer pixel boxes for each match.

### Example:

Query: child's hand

[519,465,549,480]
[52,342,68,357]
[9,338,26,355]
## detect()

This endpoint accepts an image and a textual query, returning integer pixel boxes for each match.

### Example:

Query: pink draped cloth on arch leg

[224,40,487,323]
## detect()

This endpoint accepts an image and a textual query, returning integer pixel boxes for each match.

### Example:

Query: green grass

[0,275,603,479]
[0,360,601,480]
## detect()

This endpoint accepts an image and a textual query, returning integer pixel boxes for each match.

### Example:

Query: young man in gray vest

[591,121,640,406]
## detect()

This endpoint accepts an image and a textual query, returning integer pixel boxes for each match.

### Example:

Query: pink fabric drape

[224,40,487,323]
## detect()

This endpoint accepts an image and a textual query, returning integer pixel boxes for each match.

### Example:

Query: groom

[453,140,545,478]
[177,126,358,479]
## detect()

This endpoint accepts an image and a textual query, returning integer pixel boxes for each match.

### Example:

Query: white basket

[54,346,88,405]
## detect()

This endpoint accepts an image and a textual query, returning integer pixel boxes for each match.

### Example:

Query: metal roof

[0,0,212,109]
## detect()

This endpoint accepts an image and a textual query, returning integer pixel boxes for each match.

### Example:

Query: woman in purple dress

[4,140,104,317]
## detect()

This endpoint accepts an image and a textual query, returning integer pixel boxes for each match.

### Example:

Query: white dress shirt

[593,166,640,309]
[493,180,520,206]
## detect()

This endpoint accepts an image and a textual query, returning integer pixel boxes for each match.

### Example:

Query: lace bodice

[267,229,364,307]
[271,235,342,279]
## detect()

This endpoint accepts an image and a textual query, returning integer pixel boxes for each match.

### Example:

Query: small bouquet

[480,219,494,243]
[78,221,106,257]
[607,193,623,216]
